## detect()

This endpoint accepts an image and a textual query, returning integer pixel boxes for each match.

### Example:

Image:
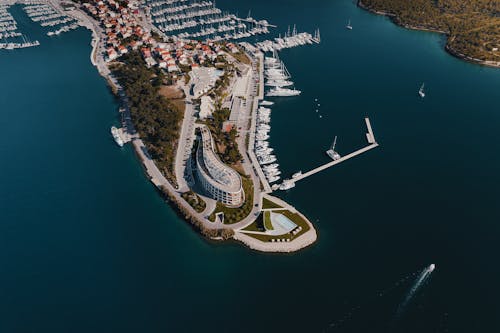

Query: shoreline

[357,0,500,69]
[72,7,317,253]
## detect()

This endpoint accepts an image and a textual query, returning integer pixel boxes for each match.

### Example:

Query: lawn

[262,197,282,209]
[263,211,273,231]
[243,209,311,243]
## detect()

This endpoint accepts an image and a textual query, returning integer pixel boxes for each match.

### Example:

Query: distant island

[358,0,500,67]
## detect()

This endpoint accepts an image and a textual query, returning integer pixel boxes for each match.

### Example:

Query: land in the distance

[359,0,500,67]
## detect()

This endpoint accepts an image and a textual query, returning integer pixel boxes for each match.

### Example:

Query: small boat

[111,126,124,147]
[326,136,341,160]
[346,19,353,30]
[279,179,296,190]
[292,171,302,179]
[418,83,425,98]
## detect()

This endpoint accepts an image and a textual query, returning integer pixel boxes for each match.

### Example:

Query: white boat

[267,87,301,97]
[267,175,281,183]
[279,179,296,190]
[326,136,341,160]
[263,163,279,170]
[111,126,124,147]
[292,171,302,179]
[260,100,274,106]
[266,80,294,87]
[346,19,352,30]
[259,155,277,165]
[418,83,425,98]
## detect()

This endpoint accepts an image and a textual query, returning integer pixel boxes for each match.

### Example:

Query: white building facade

[195,126,244,207]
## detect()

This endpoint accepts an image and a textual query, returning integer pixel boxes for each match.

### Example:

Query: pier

[281,118,378,185]
[247,52,272,193]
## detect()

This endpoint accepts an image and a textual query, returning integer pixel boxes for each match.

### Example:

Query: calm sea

[1,1,500,332]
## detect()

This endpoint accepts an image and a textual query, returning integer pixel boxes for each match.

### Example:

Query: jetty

[278,118,378,187]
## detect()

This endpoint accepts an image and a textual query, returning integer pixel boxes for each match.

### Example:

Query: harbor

[0,2,39,49]
[5,0,500,332]
[0,0,82,50]
[23,1,80,36]
[143,0,274,42]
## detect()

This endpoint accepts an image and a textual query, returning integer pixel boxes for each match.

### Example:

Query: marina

[0,3,39,49]
[3,0,500,332]
[143,0,274,42]
[0,0,81,50]
[23,1,80,36]
[256,27,321,52]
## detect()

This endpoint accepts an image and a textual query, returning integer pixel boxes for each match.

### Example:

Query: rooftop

[197,126,242,193]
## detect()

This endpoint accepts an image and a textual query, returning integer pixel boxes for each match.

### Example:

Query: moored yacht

[111,126,124,147]
[326,136,341,160]
[267,87,301,97]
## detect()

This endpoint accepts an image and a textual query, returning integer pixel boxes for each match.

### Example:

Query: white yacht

[326,136,341,160]
[267,87,301,97]
[346,19,352,30]
[267,175,281,183]
[279,179,296,190]
[266,80,294,87]
[292,171,302,179]
[111,126,124,147]
[419,83,425,98]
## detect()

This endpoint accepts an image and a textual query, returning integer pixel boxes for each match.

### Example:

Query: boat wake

[395,264,435,318]
[324,268,422,332]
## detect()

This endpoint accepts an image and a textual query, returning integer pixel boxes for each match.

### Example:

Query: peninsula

[15,0,379,252]
[358,0,500,67]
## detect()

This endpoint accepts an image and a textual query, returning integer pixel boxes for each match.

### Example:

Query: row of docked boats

[256,26,321,52]
[23,2,79,37]
[254,102,282,184]
[0,3,40,50]
[264,51,301,97]
[144,0,271,42]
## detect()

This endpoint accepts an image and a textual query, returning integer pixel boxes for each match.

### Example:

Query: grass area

[159,85,186,113]
[241,213,265,232]
[230,50,251,65]
[242,209,311,243]
[262,197,282,210]
[208,177,254,224]
[159,85,184,99]
[263,211,273,231]
[181,191,206,213]
[170,99,186,113]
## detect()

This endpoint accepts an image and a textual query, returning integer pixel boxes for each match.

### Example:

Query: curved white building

[196,126,244,207]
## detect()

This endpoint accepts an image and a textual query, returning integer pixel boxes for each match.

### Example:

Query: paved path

[174,83,196,192]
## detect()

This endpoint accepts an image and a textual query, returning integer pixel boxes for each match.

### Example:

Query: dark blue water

[1,1,500,332]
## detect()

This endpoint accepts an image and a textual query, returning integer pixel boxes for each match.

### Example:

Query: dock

[282,118,379,185]
[116,127,132,144]
[248,52,272,193]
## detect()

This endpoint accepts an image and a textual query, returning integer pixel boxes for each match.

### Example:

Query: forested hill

[359,0,500,65]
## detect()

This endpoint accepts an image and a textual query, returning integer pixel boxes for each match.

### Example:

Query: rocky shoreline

[357,0,500,69]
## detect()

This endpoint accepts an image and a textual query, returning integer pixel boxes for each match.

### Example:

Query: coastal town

[2,0,379,252]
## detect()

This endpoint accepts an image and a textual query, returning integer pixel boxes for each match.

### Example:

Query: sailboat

[418,83,425,98]
[346,19,353,30]
[326,136,341,160]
